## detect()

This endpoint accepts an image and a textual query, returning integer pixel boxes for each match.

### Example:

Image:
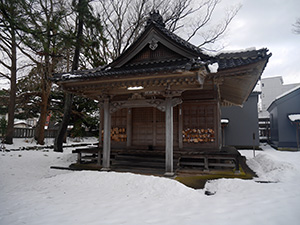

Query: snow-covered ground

[1,139,300,225]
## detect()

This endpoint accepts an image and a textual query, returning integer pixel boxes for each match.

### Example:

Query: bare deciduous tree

[293,18,300,34]
[95,0,241,61]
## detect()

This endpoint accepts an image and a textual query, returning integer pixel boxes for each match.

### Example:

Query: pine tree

[0,0,23,144]
[54,0,106,152]
[17,0,70,145]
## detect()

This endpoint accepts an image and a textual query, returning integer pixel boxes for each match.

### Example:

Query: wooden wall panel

[182,102,218,148]
[132,107,153,146]
[130,107,179,147]
[110,108,127,143]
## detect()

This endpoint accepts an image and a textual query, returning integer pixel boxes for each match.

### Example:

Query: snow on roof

[221,119,229,124]
[219,47,256,55]
[203,47,257,57]
[288,114,300,122]
[208,62,219,73]
[62,73,82,79]
[51,99,62,103]
[14,119,28,125]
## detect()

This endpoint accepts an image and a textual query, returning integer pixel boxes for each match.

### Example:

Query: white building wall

[259,76,300,118]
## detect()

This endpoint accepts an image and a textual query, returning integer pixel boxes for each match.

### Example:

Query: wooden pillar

[98,106,103,148]
[97,107,103,166]
[217,101,222,150]
[215,82,222,151]
[165,97,174,176]
[153,107,157,147]
[102,98,111,170]
[178,104,183,149]
[126,108,132,148]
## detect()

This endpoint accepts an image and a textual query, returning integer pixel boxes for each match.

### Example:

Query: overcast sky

[215,0,300,84]
[1,0,299,89]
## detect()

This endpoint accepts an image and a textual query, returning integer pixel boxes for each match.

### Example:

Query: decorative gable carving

[110,22,202,69]
[127,42,183,65]
[149,38,158,50]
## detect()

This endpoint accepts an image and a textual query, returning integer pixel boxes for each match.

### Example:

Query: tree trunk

[54,0,85,152]
[54,93,73,152]
[36,92,49,145]
[5,28,17,144]
[34,13,53,144]
[34,117,40,141]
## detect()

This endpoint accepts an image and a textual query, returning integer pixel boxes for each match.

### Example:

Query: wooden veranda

[70,146,242,176]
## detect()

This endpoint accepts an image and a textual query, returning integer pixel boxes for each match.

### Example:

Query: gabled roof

[53,11,271,106]
[109,11,208,69]
[53,11,209,82]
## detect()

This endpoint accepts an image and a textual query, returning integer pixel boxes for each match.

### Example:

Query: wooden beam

[109,97,182,113]
[60,70,210,92]
[62,76,215,98]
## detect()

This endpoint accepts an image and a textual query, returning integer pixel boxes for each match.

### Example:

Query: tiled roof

[53,48,271,81]
[212,48,271,70]
[145,11,207,59]
[52,12,271,82]
[53,58,206,81]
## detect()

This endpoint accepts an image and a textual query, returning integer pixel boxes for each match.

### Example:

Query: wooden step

[112,160,165,168]
[179,155,238,170]
[115,154,165,162]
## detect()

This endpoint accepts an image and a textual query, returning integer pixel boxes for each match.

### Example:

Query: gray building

[259,76,300,118]
[221,92,260,148]
[267,86,300,150]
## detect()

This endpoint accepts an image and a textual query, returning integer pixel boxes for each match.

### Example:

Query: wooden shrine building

[53,12,271,176]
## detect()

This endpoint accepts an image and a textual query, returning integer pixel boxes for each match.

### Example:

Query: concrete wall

[259,77,300,118]
[269,107,279,144]
[269,89,300,149]
[221,93,260,148]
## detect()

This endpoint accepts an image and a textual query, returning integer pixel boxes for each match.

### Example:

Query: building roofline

[267,85,300,112]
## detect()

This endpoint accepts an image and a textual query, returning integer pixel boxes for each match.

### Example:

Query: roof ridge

[141,11,210,60]
[146,10,165,28]
[217,48,270,58]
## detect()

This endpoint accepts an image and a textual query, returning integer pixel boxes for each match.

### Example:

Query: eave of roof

[212,48,271,71]
[210,49,271,106]
[53,58,207,82]
[53,48,271,83]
